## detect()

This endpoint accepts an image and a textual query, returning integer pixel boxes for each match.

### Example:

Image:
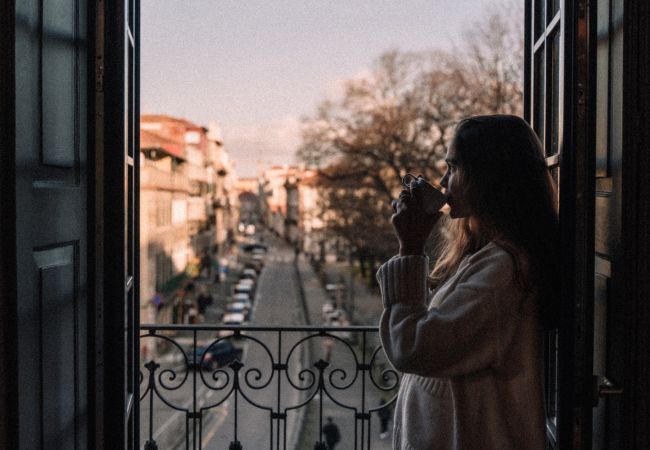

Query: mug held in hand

[402,173,446,215]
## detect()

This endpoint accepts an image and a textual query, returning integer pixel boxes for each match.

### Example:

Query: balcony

[140,324,399,450]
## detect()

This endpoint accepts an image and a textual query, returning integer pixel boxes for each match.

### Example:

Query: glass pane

[547,31,560,155]
[535,0,546,40]
[548,0,561,22]
[128,43,134,158]
[595,0,610,177]
[534,49,545,146]
[129,0,136,31]
[610,0,623,158]
[544,330,559,423]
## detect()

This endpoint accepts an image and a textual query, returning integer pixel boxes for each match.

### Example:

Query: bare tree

[298,6,524,264]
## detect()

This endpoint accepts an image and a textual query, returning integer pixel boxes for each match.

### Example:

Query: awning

[160,271,188,295]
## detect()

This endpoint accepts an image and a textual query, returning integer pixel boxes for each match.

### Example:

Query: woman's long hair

[430,115,560,329]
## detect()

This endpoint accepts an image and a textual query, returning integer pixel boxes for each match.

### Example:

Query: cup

[402,173,447,215]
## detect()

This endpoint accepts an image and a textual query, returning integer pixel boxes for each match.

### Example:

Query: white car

[225,303,250,320]
[222,312,246,324]
[234,283,253,294]
[232,292,251,303]
[238,278,254,286]
[228,299,252,310]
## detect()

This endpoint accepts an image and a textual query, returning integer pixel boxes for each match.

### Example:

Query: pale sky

[141,0,504,176]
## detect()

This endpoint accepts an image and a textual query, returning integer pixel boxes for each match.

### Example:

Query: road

[140,235,310,449]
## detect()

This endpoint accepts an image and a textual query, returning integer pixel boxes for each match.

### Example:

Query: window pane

[610,0,623,161]
[544,330,559,419]
[548,0,560,22]
[595,0,610,177]
[535,0,546,40]
[534,49,546,146]
[547,31,560,155]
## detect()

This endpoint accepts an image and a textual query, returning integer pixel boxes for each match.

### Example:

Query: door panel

[526,0,599,447]
[592,0,624,447]
[99,0,139,447]
[15,0,88,447]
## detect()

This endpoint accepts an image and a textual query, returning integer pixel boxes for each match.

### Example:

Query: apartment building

[138,116,239,323]
[207,122,239,255]
[139,119,191,320]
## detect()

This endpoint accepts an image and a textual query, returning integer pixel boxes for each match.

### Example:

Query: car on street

[234,283,253,295]
[244,261,263,273]
[192,341,243,370]
[232,292,252,303]
[225,303,250,319]
[228,298,252,309]
[223,312,246,324]
[241,242,267,253]
[241,268,257,280]
[238,278,254,287]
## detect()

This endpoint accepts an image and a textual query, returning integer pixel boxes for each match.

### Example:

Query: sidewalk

[317,259,384,326]
[296,255,394,449]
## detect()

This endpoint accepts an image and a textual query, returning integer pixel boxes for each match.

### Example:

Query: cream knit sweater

[377,242,546,450]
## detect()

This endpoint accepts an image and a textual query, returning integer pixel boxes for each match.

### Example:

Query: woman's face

[440,142,472,219]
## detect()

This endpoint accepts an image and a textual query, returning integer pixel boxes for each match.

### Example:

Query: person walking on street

[377,398,392,439]
[322,417,341,450]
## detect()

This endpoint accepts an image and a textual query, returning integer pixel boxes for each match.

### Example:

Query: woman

[377,115,559,449]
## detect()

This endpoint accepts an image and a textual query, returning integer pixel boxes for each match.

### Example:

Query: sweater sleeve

[377,247,525,378]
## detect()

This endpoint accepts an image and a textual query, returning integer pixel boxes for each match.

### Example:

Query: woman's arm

[377,247,525,378]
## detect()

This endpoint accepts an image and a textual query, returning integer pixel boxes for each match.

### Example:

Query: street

[140,235,310,449]
[140,230,395,449]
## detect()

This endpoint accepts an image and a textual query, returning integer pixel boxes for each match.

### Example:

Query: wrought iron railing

[140,324,400,450]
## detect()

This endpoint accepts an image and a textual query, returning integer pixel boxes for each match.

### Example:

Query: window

[527,1,563,446]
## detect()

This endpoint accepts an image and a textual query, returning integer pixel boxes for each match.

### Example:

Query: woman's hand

[391,189,442,256]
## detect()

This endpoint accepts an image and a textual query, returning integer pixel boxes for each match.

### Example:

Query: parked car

[192,341,243,370]
[238,278,254,287]
[228,298,252,309]
[244,260,263,274]
[241,268,257,280]
[241,242,267,253]
[234,283,253,295]
[226,303,250,320]
[222,312,246,324]
[232,292,252,303]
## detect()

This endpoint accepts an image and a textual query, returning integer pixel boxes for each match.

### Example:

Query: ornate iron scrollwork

[139,324,400,449]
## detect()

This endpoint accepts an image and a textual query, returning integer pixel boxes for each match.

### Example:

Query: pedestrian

[322,417,341,450]
[377,398,392,439]
[321,336,334,363]
[377,115,558,449]
[196,288,213,316]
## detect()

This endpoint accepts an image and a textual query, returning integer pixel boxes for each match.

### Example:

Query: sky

[141,0,501,177]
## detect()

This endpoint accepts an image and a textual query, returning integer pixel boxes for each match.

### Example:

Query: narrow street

[140,230,395,449]
[141,233,310,449]
[201,236,308,449]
